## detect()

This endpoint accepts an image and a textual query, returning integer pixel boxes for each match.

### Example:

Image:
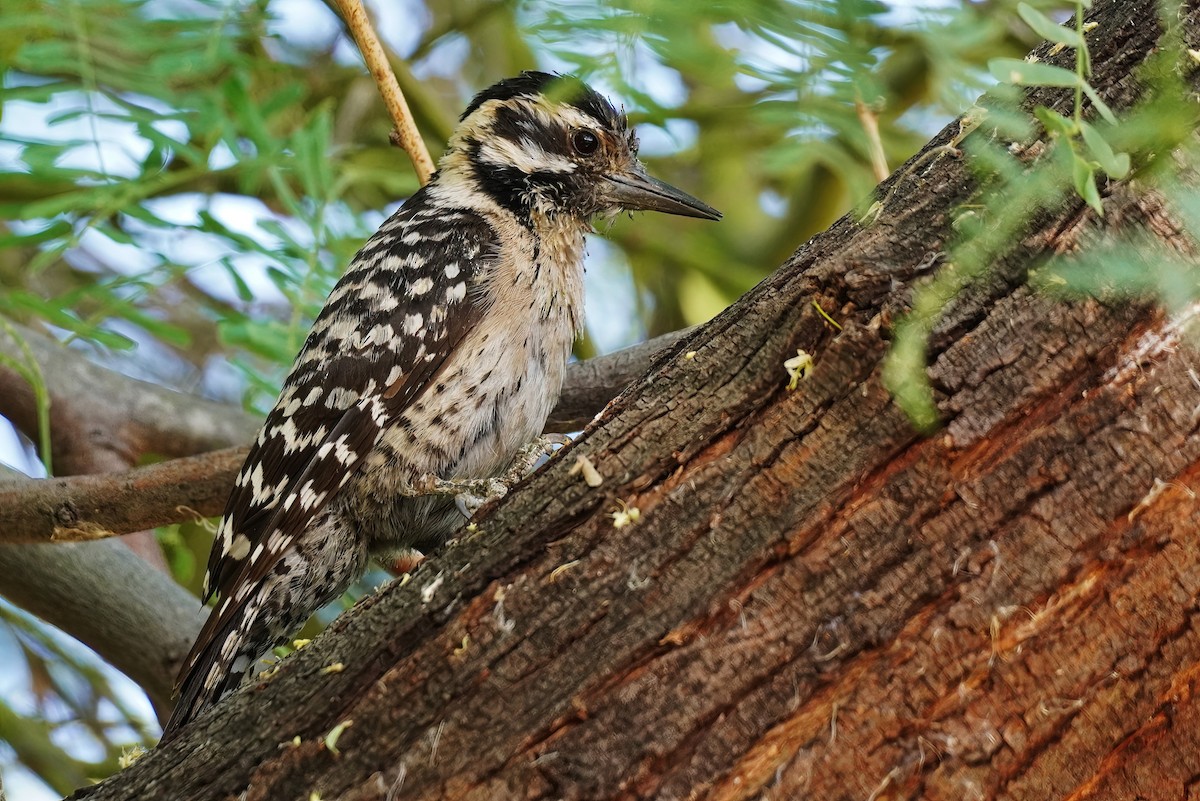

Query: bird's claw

[506,434,572,480]
[402,474,509,518]
[402,434,571,518]
[453,477,510,518]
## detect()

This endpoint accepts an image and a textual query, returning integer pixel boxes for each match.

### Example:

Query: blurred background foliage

[0,0,1097,795]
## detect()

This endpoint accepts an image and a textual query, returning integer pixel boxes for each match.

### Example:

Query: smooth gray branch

[0,325,260,469]
[0,468,205,718]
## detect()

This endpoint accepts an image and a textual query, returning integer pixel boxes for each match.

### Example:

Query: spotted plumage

[165,71,719,737]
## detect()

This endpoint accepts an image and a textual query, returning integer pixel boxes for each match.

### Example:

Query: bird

[164,70,721,737]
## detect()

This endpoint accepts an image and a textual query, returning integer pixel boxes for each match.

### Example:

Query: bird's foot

[402,473,510,518]
[506,433,572,479]
[401,434,571,518]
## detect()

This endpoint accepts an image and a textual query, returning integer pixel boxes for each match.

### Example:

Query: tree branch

[0,327,690,545]
[552,326,694,432]
[0,468,205,718]
[331,0,436,183]
[0,326,259,468]
[0,538,206,718]
[0,448,243,544]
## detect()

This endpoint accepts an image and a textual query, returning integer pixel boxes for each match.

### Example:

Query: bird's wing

[176,195,498,690]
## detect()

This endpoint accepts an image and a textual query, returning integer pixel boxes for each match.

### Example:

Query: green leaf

[0,80,71,104]
[1078,121,1130,179]
[988,57,1080,87]
[1036,238,1200,312]
[220,257,257,303]
[1017,3,1084,47]
[118,305,191,347]
[291,108,335,203]
[0,292,135,350]
[1034,106,1077,138]
[1080,80,1118,124]
[119,203,169,229]
[0,189,90,221]
[0,219,72,248]
[222,72,274,153]
[1071,153,1103,214]
[882,316,941,433]
[219,318,294,364]
[1161,181,1200,236]
[157,525,196,585]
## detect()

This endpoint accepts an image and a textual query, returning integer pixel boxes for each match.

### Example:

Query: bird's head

[439,71,721,225]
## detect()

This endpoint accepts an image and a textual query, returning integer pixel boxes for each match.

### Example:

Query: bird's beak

[601,165,722,220]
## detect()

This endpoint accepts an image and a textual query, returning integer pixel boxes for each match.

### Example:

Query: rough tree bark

[0,325,680,714]
[72,0,1200,798]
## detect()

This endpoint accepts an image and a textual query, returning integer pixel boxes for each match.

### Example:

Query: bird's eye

[571,129,600,156]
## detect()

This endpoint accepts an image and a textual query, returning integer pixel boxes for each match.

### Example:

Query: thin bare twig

[333,0,436,184]
[855,96,889,183]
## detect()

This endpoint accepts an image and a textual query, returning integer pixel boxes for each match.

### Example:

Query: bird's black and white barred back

[172,197,499,729]
[199,202,497,603]
[166,71,719,737]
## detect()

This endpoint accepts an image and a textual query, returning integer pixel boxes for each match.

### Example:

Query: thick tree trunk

[81,1,1200,798]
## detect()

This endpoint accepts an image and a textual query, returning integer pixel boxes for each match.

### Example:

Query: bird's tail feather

[162,595,267,740]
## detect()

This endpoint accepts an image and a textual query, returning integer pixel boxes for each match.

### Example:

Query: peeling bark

[77,1,1200,798]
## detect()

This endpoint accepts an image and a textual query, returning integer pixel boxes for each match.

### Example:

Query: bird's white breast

[439,212,587,478]
[350,210,587,551]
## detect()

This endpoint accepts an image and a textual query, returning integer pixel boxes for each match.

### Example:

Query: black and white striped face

[443,71,720,225]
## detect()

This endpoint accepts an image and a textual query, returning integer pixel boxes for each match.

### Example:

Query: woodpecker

[164,71,720,736]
